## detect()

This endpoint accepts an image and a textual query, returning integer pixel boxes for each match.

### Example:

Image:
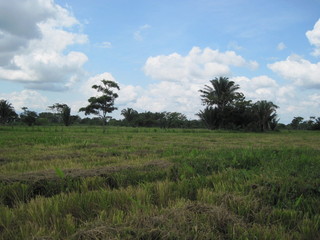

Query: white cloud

[107,47,260,118]
[77,68,320,123]
[125,81,203,118]
[144,46,257,83]
[232,75,280,101]
[309,93,320,103]
[117,84,143,105]
[248,60,259,70]
[116,74,315,122]
[306,19,320,56]
[277,42,286,51]
[80,72,202,118]
[80,72,117,97]
[0,0,88,91]
[268,55,320,88]
[231,75,320,123]
[0,89,48,111]
[134,24,151,41]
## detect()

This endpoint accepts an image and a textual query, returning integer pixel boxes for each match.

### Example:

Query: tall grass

[0,126,319,239]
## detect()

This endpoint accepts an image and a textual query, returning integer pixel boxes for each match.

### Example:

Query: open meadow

[0,126,320,239]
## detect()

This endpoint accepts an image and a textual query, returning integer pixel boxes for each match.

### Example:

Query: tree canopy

[20,107,37,126]
[199,76,240,110]
[0,100,17,124]
[198,77,279,131]
[79,80,120,126]
[48,103,71,126]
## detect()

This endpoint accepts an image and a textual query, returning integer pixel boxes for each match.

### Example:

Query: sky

[1,0,320,123]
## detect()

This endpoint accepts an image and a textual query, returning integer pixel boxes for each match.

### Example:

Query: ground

[0,126,320,239]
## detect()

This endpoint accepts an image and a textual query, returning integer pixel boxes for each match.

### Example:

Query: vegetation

[198,77,279,131]
[0,126,320,239]
[79,79,120,128]
[1,74,320,239]
[1,77,319,131]
[253,100,278,132]
[290,116,320,130]
[48,103,72,126]
[20,107,38,126]
[121,109,191,128]
[199,76,241,111]
[0,100,17,124]
[121,108,139,125]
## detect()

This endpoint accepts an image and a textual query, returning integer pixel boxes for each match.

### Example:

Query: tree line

[289,116,320,130]
[0,100,203,128]
[198,77,279,131]
[0,77,319,131]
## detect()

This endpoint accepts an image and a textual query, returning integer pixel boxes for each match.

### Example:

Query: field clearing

[1,126,320,239]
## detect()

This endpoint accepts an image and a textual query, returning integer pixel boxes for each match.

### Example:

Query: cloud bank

[268,55,320,88]
[0,0,88,91]
[144,46,258,83]
[306,19,320,56]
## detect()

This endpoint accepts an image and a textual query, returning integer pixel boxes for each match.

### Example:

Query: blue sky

[1,0,320,123]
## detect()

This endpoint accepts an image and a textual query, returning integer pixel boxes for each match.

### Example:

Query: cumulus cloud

[116,74,310,122]
[232,75,279,102]
[0,89,48,111]
[80,72,117,97]
[132,81,202,115]
[231,75,320,122]
[306,19,320,56]
[268,55,320,88]
[101,47,260,118]
[80,72,202,118]
[0,0,88,91]
[144,47,258,83]
[117,85,143,105]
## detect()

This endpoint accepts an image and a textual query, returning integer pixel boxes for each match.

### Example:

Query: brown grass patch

[0,160,172,183]
[73,201,243,240]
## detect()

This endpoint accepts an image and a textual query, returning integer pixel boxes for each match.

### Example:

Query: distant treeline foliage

[198,77,279,131]
[1,77,319,131]
[290,116,320,130]
[0,99,204,128]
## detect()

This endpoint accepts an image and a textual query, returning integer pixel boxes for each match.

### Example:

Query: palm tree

[0,100,17,124]
[196,107,221,130]
[199,77,240,111]
[121,108,138,123]
[253,100,278,131]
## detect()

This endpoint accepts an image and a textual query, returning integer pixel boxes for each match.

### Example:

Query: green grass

[0,126,320,239]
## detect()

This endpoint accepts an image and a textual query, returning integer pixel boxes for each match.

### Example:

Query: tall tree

[20,107,38,126]
[253,100,278,131]
[163,112,187,128]
[196,107,221,130]
[121,108,138,124]
[199,77,244,129]
[199,76,240,111]
[311,117,320,130]
[61,105,71,126]
[48,103,71,126]
[79,80,120,128]
[290,116,304,130]
[0,100,17,124]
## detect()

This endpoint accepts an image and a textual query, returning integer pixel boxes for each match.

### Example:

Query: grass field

[0,126,320,239]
